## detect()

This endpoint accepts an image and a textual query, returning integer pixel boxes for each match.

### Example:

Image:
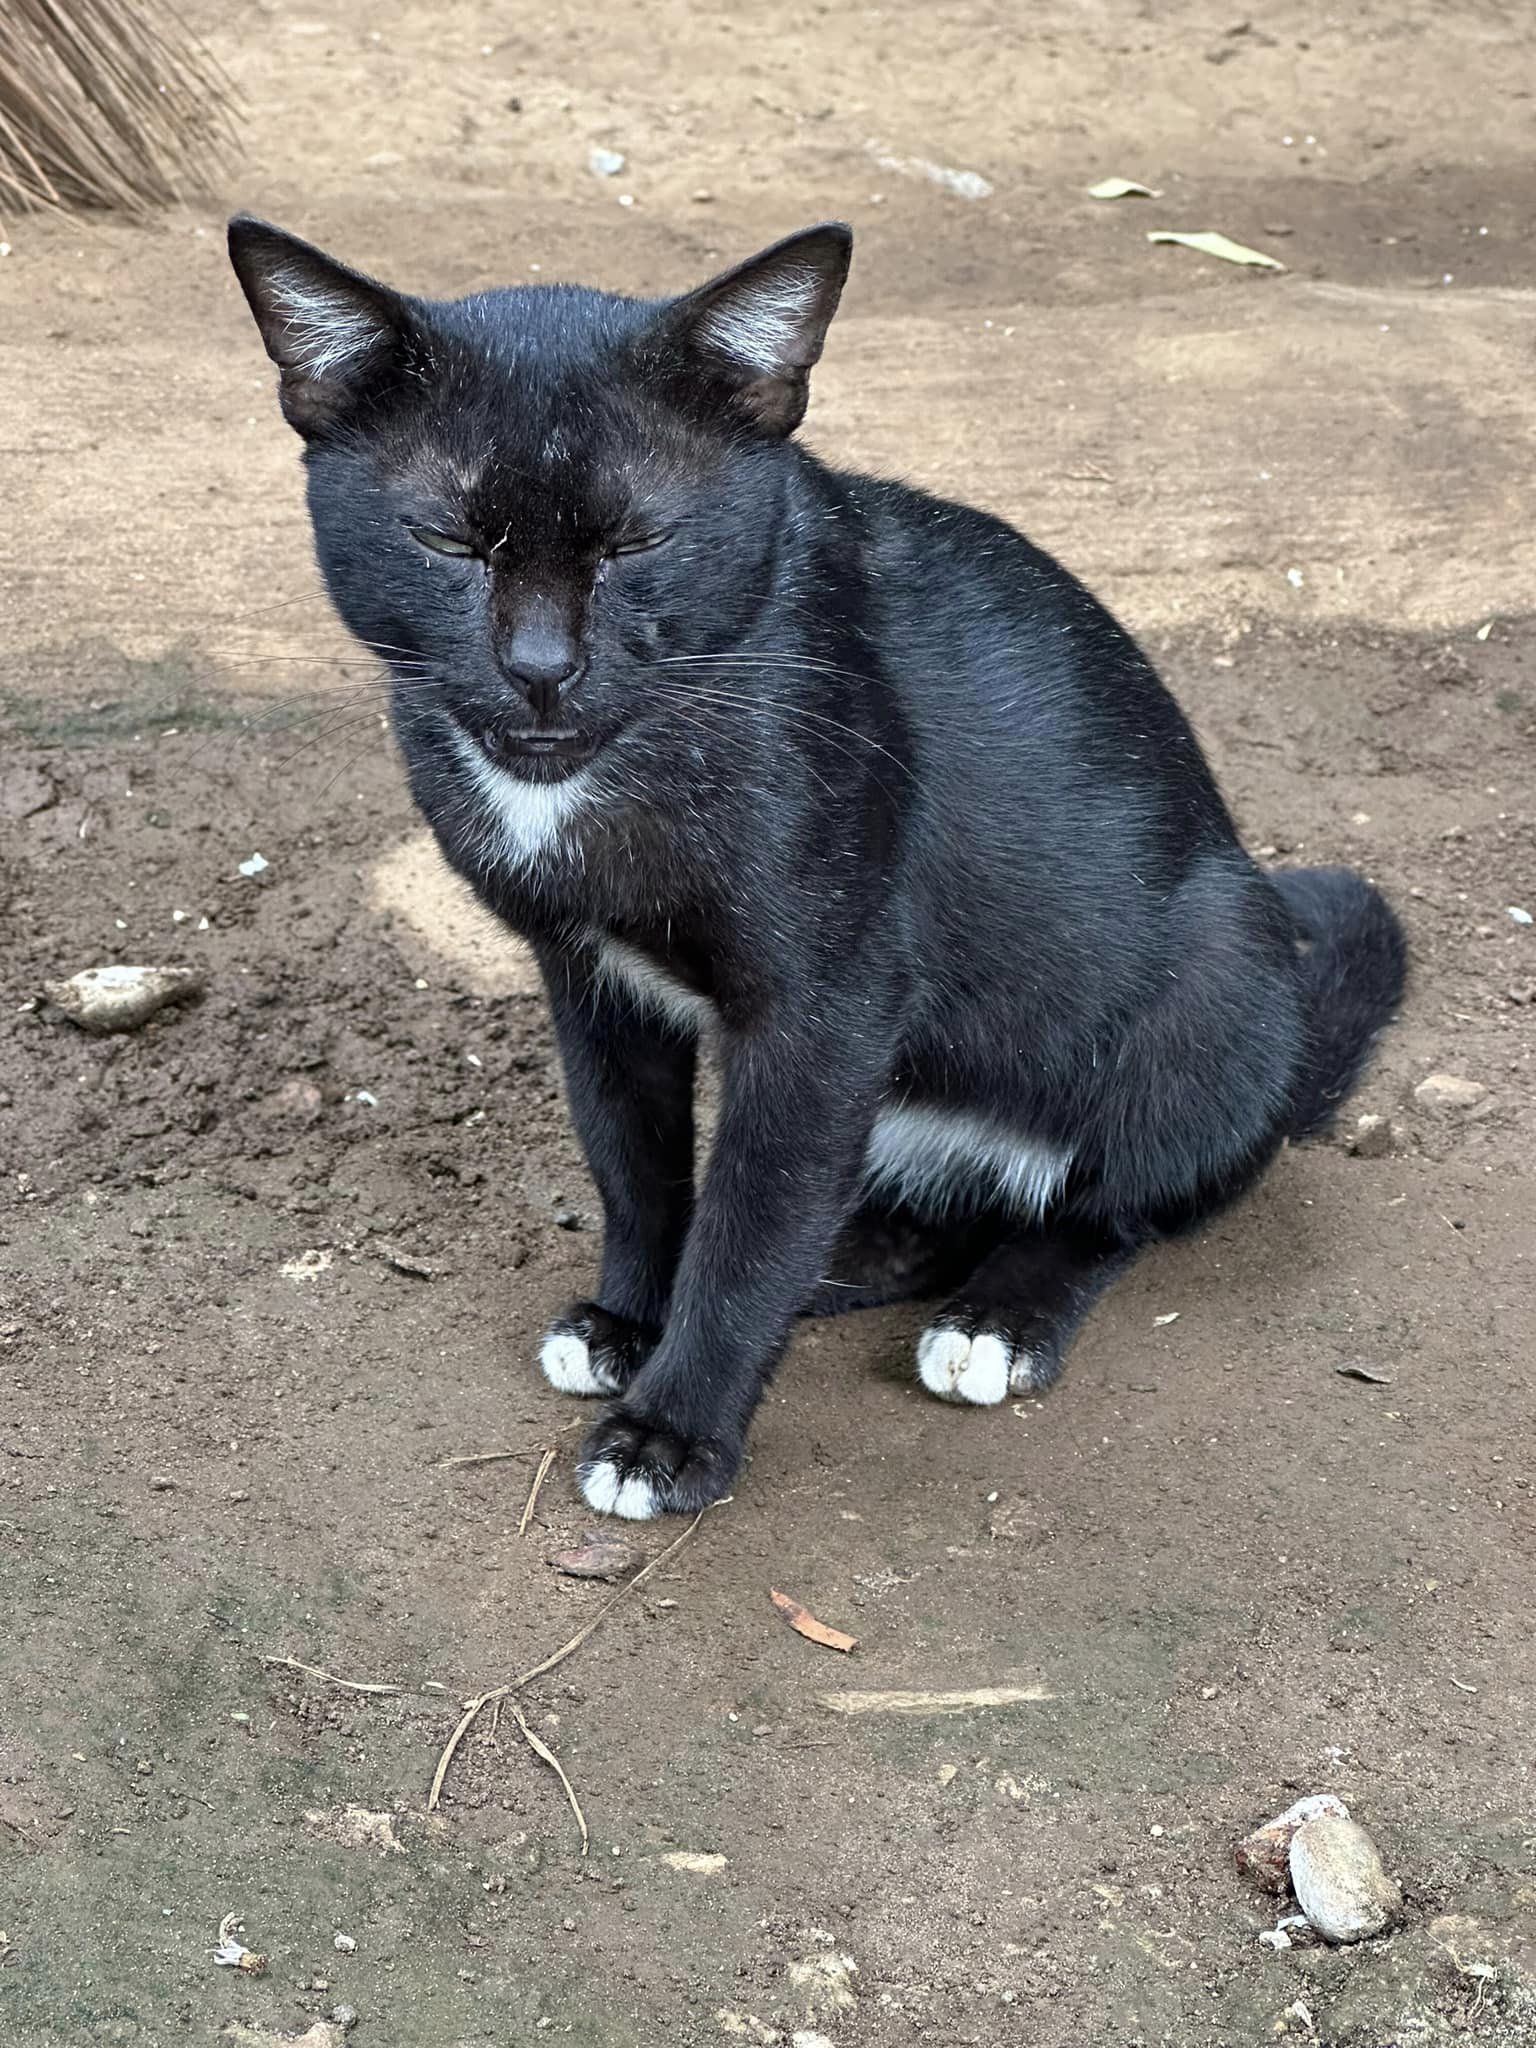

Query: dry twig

[436,1417,584,1470]
[260,1655,401,1697]
[510,1701,588,1853]
[428,1509,705,1811]
[518,1447,558,1536]
[0,0,237,218]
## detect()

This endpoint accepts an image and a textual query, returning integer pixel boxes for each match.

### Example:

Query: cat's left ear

[659,224,852,437]
[228,215,411,439]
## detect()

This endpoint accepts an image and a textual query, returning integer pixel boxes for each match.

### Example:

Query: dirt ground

[2,2,1534,2043]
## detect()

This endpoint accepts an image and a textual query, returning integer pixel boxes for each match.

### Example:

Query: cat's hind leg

[915,1221,1135,1406]
[800,1199,1002,1318]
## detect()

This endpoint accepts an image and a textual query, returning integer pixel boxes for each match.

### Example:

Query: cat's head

[228,217,851,784]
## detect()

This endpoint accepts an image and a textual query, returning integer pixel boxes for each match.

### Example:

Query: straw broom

[0,0,236,219]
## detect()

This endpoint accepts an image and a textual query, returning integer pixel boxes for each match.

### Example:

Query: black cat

[229,215,1405,1519]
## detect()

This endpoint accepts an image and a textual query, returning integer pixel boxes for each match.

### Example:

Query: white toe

[917,1326,972,1400]
[540,1330,610,1396]
[580,1459,661,1520]
[916,1326,1009,1406]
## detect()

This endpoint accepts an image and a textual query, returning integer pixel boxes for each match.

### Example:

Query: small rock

[588,146,625,177]
[148,1475,178,1492]
[787,1951,858,2019]
[551,1531,641,1580]
[237,852,269,877]
[660,1850,727,1874]
[553,1209,585,1231]
[45,963,203,1035]
[1509,984,1536,1006]
[281,1248,334,1283]
[303,1805,405,1855]
[1413,1072,1488,1112]
[0,766,57,820]
[1508,906,1532,925]
[1257,1927,1292,1950]
[1345,1112,1393,1158]
[1235,1793,1350,1893]
[1289,1813,1402,1943]
[333,1932,357,1952]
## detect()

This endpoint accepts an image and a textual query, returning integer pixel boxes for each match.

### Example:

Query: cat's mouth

[475,725,597,779]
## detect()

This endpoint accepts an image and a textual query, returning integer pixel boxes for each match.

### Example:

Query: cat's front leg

[575,1017,894,1518]
[536,955,698,1399]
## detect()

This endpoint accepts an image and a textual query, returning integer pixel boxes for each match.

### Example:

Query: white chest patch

[450,728,594,873]
[863,1102,1071,1221]
[595,938,715,1034]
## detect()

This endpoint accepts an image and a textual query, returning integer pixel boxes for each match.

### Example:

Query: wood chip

[818,1684,1051,1716]
[770,1589,858,1654]
[551,1531,642,1580]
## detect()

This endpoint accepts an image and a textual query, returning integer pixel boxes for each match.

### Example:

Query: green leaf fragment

[1087,176,1161,200]
[1146,230,1286,270]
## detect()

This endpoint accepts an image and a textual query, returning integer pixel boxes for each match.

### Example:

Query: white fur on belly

[864,1102,1071,1220]
[596,937,714,1033]
[450,728,594,872]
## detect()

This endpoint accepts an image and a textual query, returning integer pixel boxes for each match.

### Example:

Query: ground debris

[44,963,203,1034]
[1087,175,1161,198]
[770,1589,858,1653]
[1147,228,1285,269]
[1289,1813,1402,1943]
[302,1805,406,1855]
[818,1684,1050,1715]
[661,1849,728,1874]
[788,1949,859,2018]
[1236,1794,1350,1893]
[1414,1072,1488,1111]
[223,2013,355,2048]
[551,1531,642,1580]
[212,1912,266,1974]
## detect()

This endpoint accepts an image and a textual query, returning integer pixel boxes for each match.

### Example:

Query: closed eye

[608,530,672,558]
[409,526,478,557]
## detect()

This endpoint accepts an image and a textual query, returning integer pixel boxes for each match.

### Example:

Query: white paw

[539,1330,619,1397]
[579,1458,662,1520]
[916,1326,1047,1405]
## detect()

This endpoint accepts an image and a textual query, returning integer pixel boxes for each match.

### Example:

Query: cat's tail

[1272,865,1407,1137]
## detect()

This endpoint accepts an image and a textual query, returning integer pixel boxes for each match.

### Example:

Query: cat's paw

[576,1408,737,1520]
[539,1302,658,1399]
[915,1320,1059,1406]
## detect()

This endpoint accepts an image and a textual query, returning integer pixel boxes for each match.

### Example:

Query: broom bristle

[0,0,237,218]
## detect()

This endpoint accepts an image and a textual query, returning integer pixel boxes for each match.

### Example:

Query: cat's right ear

[227,216,408,439]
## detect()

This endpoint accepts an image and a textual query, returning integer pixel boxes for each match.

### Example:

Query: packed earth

[1,2,1533,2043]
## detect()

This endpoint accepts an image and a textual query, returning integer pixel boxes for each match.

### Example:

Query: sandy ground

[1,3,1534,2043]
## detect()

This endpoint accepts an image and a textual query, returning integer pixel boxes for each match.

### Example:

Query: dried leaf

[770,1588,858,1654]
[818,1684,1051,1715]
[1147,229,1286,270]
[1087,175,1161,199]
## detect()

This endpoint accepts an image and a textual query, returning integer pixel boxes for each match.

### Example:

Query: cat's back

[835,470,1226,839]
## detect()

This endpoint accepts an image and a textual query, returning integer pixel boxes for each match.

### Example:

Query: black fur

[228,215,1406,1517]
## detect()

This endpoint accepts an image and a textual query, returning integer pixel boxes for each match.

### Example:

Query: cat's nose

[497,621,585,721]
